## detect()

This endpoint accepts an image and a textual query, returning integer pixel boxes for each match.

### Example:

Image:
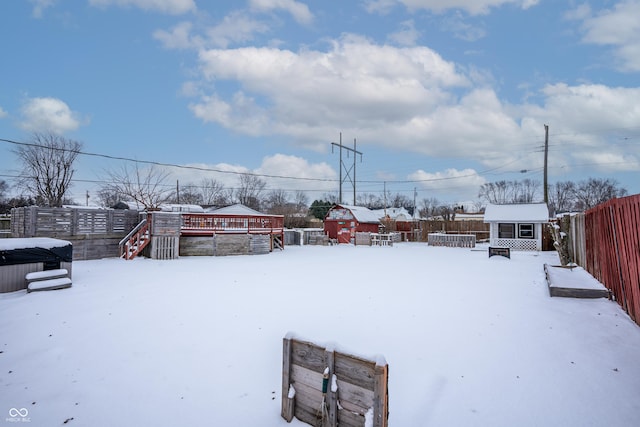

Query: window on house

[518,223,534,239]
[498,223,515,239]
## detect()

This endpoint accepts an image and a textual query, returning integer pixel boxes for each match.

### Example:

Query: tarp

[0,243,72,266]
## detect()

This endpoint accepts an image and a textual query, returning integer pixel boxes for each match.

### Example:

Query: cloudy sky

[0,0,638,206]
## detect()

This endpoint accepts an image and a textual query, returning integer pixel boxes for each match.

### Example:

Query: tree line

[0,133,630,220]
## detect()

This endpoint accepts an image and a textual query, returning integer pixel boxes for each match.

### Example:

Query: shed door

[337,227,351,244]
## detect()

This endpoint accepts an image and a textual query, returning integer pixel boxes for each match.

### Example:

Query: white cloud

[89,0,196,15]
[0,106,7,118]
[408,168,487,200]
[29,0,56,18]
[519,83,640,174]
[184,34,639,183]
[256,154,337,192]
[205,11,271,48]
[440,11,487,41]
[249,0,314,25]
[154,12,271,50]
[19,97,85,134]
[165,155,337,194]
[577,0,640,72]
[388,20,421,46]
[367,0,539,15]
[191,35,469,144]
[153,21,203,50]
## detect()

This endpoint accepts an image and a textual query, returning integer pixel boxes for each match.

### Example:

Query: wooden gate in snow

[281,335,388,427]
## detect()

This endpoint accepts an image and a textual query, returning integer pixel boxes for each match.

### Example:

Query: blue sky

[1,0,639,207]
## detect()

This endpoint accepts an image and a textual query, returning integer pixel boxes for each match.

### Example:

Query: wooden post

[325,349,338,427]
[28,206,38,237]
[281,337,295,422]
[373,363,389,427]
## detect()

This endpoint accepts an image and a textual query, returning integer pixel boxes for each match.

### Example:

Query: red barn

[324,205,381,243]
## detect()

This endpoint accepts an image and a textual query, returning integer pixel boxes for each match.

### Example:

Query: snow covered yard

[1,243,640,427]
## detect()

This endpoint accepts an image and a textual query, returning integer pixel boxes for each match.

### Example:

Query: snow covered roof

[206,204,276,216]
[455,213,485,221]
[332,205,381,224]
[483,203,549,223]
[371,207,412,221]
[0,237,72,251]
[159,204,204,213]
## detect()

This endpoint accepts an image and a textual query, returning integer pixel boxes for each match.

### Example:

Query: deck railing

[180,213,284,235]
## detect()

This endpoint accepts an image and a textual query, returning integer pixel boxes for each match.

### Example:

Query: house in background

[484,203,549,251]
[324,205,381,243]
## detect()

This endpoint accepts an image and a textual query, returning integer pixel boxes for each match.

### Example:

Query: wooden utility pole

[544,124,549,204]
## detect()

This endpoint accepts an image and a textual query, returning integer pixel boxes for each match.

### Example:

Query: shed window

[498,223,515,239]
[518,223,534,239]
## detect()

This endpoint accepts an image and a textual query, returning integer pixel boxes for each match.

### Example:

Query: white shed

[484,203,549,251]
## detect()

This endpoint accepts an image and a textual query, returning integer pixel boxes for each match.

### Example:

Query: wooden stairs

[119,218,151,260]
[273,234,284,250]
[26,269,72,293]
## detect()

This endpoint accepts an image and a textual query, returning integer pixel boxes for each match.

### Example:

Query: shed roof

[331,205,381,224]
[371,207,412,221]
[484,203,549,223]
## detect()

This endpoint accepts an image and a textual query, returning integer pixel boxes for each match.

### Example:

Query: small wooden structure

[26,268,72,293]
[282,335,388,427]
[544,264,611,299]
[324,205,380,244]
[484,203,549,251]
[0,237,72,293]
[488,246,510,258]
[428,233,476,248]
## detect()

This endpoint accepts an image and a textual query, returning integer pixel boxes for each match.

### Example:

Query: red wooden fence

[585,195,640,325]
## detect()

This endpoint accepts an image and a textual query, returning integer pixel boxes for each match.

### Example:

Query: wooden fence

[419,220,489,242]
[428,233,476,248]
[282,336,388,427]
[11,207,140,237]
[582,195,640,325]
[11,207,141,260]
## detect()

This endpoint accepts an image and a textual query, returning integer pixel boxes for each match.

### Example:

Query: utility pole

[176,180,180,204]
[413,187,417,219]
[544,124,549,204]
[331,133,363,205]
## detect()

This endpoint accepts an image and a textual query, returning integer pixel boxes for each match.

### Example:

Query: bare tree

[14,132,82,207]
[0,180,8,202]
[294,190,309,211]
[172,183,203,205]
[478,181,513,204]
[200,178,230,207]
[102,163,172,210]
[514,179,541,203]
[235,173,266,210]
[418,197,440,218]
[264,189,290,212]
[573,178,627,211]
[548,181,576,214]
[96,187,125,208]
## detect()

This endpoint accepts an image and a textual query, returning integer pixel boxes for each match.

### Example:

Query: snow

[287,385,296,399]
[546,265,609,291]
[1,243,640,426]
[0,237,72,251]
[484,203,549,223]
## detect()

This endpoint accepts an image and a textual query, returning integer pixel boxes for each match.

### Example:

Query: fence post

[325,348,337,427]
[373,363,389,427]
[28,206,38,237]
[281,337,294,422]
